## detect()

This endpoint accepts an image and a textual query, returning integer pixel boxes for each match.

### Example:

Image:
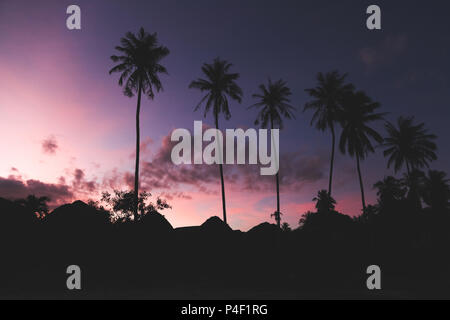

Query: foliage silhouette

[281,222,291,232]
[271,210,283,228]
[101,190,171,222]
[313,189,337,214]
[383,117,437,174]
[402,169,426,211]
[0,180,449,299]
[189,58,243,224]
[109,27,170,220]
[423,170,450,212]
[373,176,407,210]
[14,195,50,219]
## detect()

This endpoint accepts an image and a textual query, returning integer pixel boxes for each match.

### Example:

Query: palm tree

[109,27,169,221]
[189,58,243,224]
[249,78,296,228]
[339,90,385,212]
[402,169,426,210]
[373,176,406,209]
[313,189,337,214]
[304,71,354,196]
[423,170,450,212]
[383,116,437,175]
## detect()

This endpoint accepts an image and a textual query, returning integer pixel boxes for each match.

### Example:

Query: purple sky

[0,0,449,230]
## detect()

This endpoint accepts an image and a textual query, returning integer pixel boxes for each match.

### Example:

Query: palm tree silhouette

[339,90,385,212]
[383,116,437,175]
[304,71,354,196]
[402,169,426,210]
[189,58,243,224]
[373,176,406,209]
[249,78,295,228]
[423,170,450,212]
[313,190,337,214]
[109,27,169,221]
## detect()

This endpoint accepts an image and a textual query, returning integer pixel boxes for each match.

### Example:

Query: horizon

[1,0,450,231]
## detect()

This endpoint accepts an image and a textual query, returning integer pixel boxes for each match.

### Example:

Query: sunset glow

[1,0,449,231]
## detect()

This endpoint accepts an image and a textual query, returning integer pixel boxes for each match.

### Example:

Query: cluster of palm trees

[109,27,442,227]
[373,168,450,214]
[189,65,296,226]
[304,72,442,214]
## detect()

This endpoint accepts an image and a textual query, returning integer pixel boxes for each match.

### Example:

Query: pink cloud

[136,130,328,196]
[0,175,73,207]
[42,136,58,155]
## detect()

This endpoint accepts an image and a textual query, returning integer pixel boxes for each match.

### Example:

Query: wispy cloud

[42,136,58,155]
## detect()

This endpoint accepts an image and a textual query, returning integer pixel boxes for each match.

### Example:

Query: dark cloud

[0,168,100,207]
[0,130,328,208]
[160,191,192,201]
[72,169,97,193]
[137,131,328,195]
[0,175,73,206]
[42,136,58,155]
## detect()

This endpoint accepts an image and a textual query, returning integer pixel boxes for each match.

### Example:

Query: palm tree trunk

[276,173,280,226]
[406,161,411,175]
[134,80,142,221]
[328,125,336,196]
[271,118,281,228]
[356,153,366,212]
[215,114,227,224]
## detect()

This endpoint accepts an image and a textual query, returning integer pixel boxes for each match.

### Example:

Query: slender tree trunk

[215,114,227,224]
[134,80,142,221]
[275,173,280,228]
[356,153,366,212]
[271,118,281,228]
[328,125,336,196]
[405,161,421,210]
[406,161,411,176]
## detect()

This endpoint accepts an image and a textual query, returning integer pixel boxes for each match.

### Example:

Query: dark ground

[0,198,449,300]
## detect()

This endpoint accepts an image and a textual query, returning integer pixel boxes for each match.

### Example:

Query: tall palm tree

[189,58,243,224]
[304,71,354,196]
[383,116,437,175]
[249,78,296,228]
[339,90,386,212]
[109,27,169,221]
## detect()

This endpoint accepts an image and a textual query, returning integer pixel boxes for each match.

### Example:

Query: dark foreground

[0,198,449,300]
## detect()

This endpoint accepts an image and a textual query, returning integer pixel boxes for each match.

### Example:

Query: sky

[0,0,449,230]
